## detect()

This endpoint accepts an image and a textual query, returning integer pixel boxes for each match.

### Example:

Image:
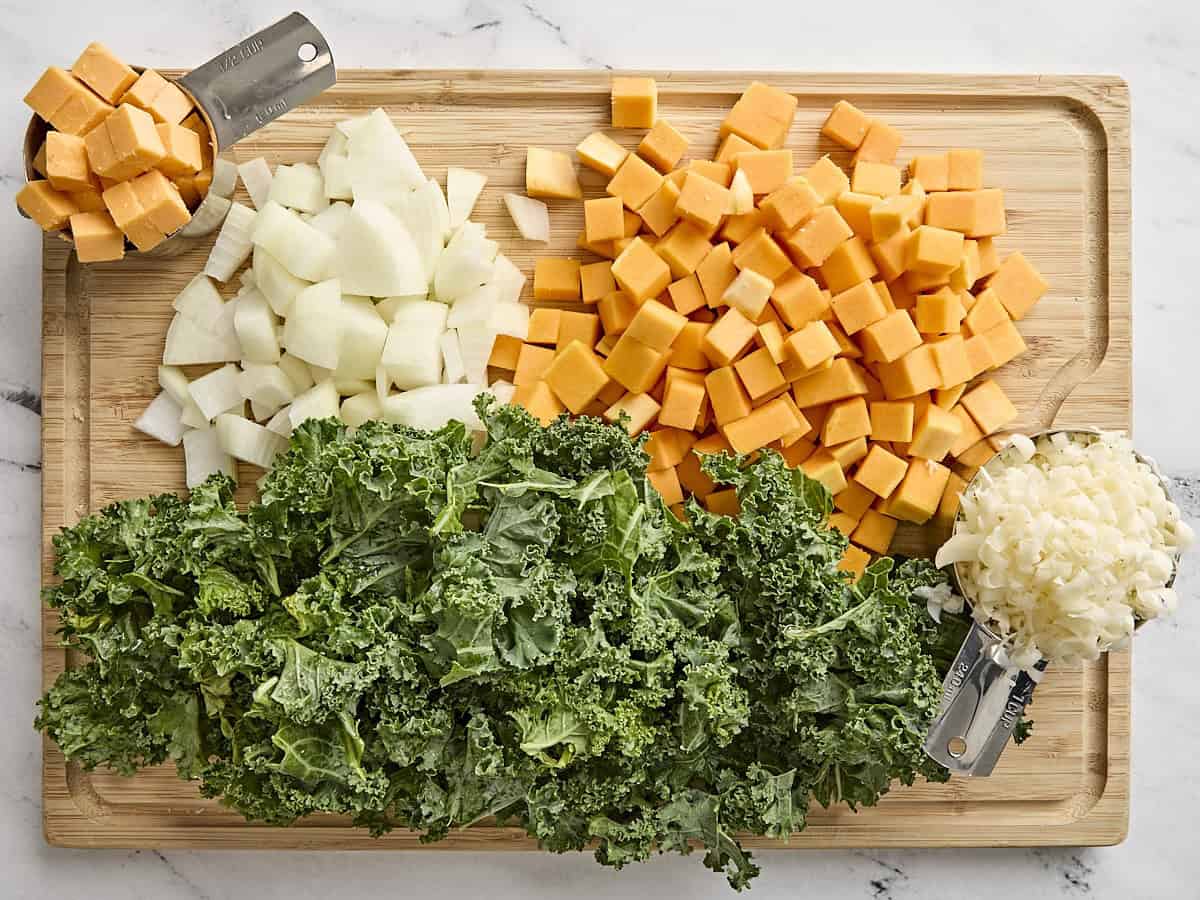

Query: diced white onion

[203,201,257,282]
[268,163,328,213]
[183,428,236,488]
[440,330,466,384]
[133,391,186,446]
[215,413,287,469]
[447,167,487,229]
[503,193,550,242]
[237,157,274,209]
[188,364,243,421]
[288,379,340,429]
[209,158,238,199]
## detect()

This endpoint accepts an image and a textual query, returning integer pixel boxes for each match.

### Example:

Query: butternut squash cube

[702,307,757,367]
[929,334,973,388]
[821,100,871,150]
[949,240,981,293]
[688,159,732,187]
[829,439,873,470]
[677,448,717,497]
[956,438,999,469]
[607,153,663,210]
[980,318,1027,368]
[544,341,611,414]
[526,308,562,344]
[976,236,1000,278]
[822,396,870,445]
[831,280,887,335]
[906,225,965,275]
[533,258,582,301]
[783,205,853,268]
[604,333,671,393]
[783,320,839,371]
[915,287,967,334]
[656,221,713,278]
[877,344,941,399]
[987,251,1048,320]
[726,396,803,454]
[576,132,628,176]
[760,179,820,232]
[933,471,968,530]
[668,274,707,316]
[675,171,730,232]
[889,458,952,524]
[732,149,792,194]
[514,344,558,386]
[838,544,871,581]
[821,236,879,294]
[704,366,754,427]
[909,403,963,460]
[860,309,922,363]
[851,160,901,198]
[645,427,697,471]
[638,120,687,172]
[869,194,918,243]
[909,154,949,192]
[771,270,827,328]
[637,178,682,237]
[670,321,711,369]
[722,269,774,320]
[903,267,951,293]
[734,346,786,400]
[705,488,741,516]
[526,146,582,199]
[626,298,687,350]
[970,188,1007,238]
[696,241,738,307]
[611,76,657,128]
[577,231,615,259]
[780,438,817,467]
[960,379,1018,434]
[658,377,706,430]
[869,400,915,442]
[829,511,861,536]
[803,155,850,203]
[580,261,617,303]
[853,120,903,165]
[720,207,765,244]
[853,443,906,497]
[834,480,876,518]
[947,148,984,190]
[604,391,660,435]
[852,509,898,554]
[612,237,672,302]
[800,450,847,494]
[720,81,798,150]
[513,380,564,425]
[935,383,967,410]
[791,358,869,407]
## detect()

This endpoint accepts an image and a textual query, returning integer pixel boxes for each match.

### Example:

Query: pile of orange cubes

[490,79,1048,578]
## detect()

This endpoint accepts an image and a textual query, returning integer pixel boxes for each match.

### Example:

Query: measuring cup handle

[178,12,336,153]
[923,620,1046,776]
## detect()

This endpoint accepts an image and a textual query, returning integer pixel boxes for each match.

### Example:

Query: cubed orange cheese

[543,341,610,413]
[68,186,106,213]
[576,132,628,176]
[803,155,850,203]
[611,76,657,128]
[129,169,189,235]
[782,205,852,269]
[909,403,963,460]
[877,344,941,399]
[637,178,682,237]
[730,228,792,281]
[26,67,115,136]
[489,334,524,370]
[612,237,671,302]
[868,226,911,282]
[604,333,671,393]
[558,311,602,349]
[67,210,124,262]
[722,269,774,320]
[580,261,617,303]
[44,132,95,193]
[702,307,757,367]
[850,160,901,197]
[658,377,706,430]
[705,366,754,426]
[598,290,639,334]
[607,153,663,210]
[830,280,887,335]
[720,81,797,150]
[732,149,792,194]
[835,191,879,239]
[915,287,967,334]
[960,379,1018,434]
[733,346,786,400]
[820,236,879,294]
[791,358,869,408]
[514,343,557,385]
[523,146,582,199]
[154,122,202,177]
[604,391,660,435]
[909,154,949,192]
[695,241,737,307]
[513,381,565,425]
[626,298,687,350]
[903,267,951,293]
[675,171,730,232]
[859,309,923,363]
[533,258,582,301]
[928,334,973,389]
[714,132,757,164]
[760,179,820,232]
[970,188,1007,238]
[800,450,847,494]
[667,274,706,317]
[585,196,626,243]
[947,148,984,190]
[93,103,166,179]
[869,400,915,442]
[906,225,965,275]
[987,252,1048,320]
[101,180,164,251]
[821,100,871,150]
[656,220,713,278]
[925,190,980,234]
[933,471,968,530]
[71,42,138,106]
[24,66,85,121]
[890,458,952,523]
[771,270,827,328]
[852,508,897,554]
[853,120,903,165]
[638,119,687,171]
[121,69,191,124]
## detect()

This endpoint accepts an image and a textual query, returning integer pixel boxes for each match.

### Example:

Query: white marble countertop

[2,1,1198,897]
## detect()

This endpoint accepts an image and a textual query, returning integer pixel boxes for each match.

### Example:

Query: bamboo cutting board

[41,71,1131,849]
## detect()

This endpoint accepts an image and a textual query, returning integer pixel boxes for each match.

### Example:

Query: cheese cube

[128,169,189,236]
[852,509,898,554]
[702,307,757,367]
[925,190,980,234]
[947,148,984,190]
[705,488,741,516]
[576,132,628,176]
[988,252,1048,320]
[980,318,1027,368]
[720,81,797,150]
[604,334,670,393]
[67,210,124,262]
[831,280,887,335]
[731,228,791,281]
[638,120,687,172]
[675,171,730,232]
[850,160,901,198]
[71,42,137,105]
[604,391,660,435]
[960,379,1018,434]
[803,155,850,203]
[906,225,965,275]
[645,428,697,471]
[580,261,617,303]
[489,334,523,371]
[915,287,967,334]
[667,274,706,316]
[771,270,827,328]
[800,450,847,494]
[725,395,803,454]
[626,299,687,350]
[909,403,963,460]
[783,205,853,268]
[733,149,792,195]
[102,180,165,251]
[702,365,750,427]
[656,221,713,278]
[694,241,737,307]
[822,396,870,446]
[933,471,968,530]
[821,100,871,150]
[16,180,78,231]
[860,309,922,363]
[558,311,601,349]
[821,237,879,294]
[34,71,113,136]
[670,322,711,370]
[877,344,940,399]
[69,186,106,213]
[527,146,583,199]
[722,269,774,320]
[598,290,639,334]
[527,308,562,345]
[100,103,166,178]
[514,343,557,385]
[720,207,765,244]
[608,152,664,210]
[638,178,682,237]
[512,381,564,425]
[853,120,903,165]
[612,237,671,302]
[543,341,610,414]
[835,191,879,239]
[869,401,915,442]
[59,96,118,143]
[24,67,83,121]
[970,188,1007,237]
[44,132,95,193]
[929,334,973,388]
[154,122,203,177]
[909,154,949,192]
[791,358,869,407]
[868,226,911,283]
[611,76,656,128]
[658,377,706,430]
[759,179,820,234]
[122,69,191,124]
[783,321,839,370]
[734,347,786,400]
[533,258,582,301]
[934,383,967,410]
[890,458,952,523]
[714,132,756,165]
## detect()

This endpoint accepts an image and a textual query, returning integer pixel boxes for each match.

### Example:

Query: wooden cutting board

[41,70,1130,849]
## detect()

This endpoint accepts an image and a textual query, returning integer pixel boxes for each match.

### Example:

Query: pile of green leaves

[37,399,964,888]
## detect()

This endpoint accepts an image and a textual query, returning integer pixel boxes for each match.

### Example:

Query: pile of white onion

[935,431,1193,668]
[134,108,527,487]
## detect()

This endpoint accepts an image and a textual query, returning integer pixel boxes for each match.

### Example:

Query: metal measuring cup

[923,427,1181,776]
[19,11,335,256]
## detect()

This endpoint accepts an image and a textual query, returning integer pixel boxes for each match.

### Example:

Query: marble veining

[2,1,1198,898]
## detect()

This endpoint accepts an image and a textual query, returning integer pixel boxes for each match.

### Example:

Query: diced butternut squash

[580,261,617,303]
[960,379,1018,434]
[853,120,903,165]
[604,391,660,435]
[831,280,888,335]
[908,403,962,460]
[760,179,820,232]
[889,458,952,524]
[800,450,847,494]
[852,508,898,554]
[733,346,786,400]
[722,268,774,320]
[513,380,565,425]
[720,81,798,150]
[702,307,757,367]
[706,365,754,426]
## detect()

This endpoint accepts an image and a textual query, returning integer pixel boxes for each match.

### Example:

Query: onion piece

[381,299,448,389]
[163,314,237,365]
[503,193,550,242]
[340,391,382,430]
[215,413,287,469]
[203,201,257,282]
[288,379,340,429]
[346,108,425,205]
[172,274,225,329]
[251,244,311,317]
[282,279,343,370]
[336,296,388,381]
[188,364,243,421]
[334,199,427,298]
[183,428,237,488]
[277,352,315,395]
[237,157,274,209]
[265,406,293,438]
[251,201,336,282]
[440,329,466,384]
[233,288,280,363]
[268,163,328,213]
[133,391,186,446]
[447,166,487,229]
[309,201,352,238]
[489,253,526,305]
[380,383,488,431]
[209,158,238,199]
[179,193,232,238]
